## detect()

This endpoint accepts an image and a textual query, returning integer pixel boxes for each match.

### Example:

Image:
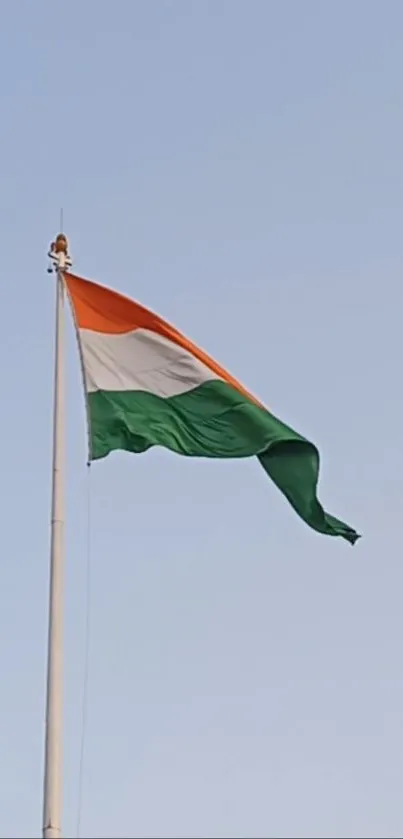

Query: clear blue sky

[1,2,402,837]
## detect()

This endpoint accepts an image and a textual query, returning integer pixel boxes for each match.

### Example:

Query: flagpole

[43,234,72,839]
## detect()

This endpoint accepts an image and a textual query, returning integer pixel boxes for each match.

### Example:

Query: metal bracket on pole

[47,234,72,274]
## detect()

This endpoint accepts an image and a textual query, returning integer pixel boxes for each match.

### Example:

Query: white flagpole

[43,234,72,839]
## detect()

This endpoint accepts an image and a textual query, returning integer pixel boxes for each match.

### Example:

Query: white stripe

[79,327,218,397]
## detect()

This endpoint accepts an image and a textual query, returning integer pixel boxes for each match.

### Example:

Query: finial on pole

[47,234,72,274]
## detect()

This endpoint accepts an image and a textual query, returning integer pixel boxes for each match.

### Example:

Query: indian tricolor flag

[65,272,359,545]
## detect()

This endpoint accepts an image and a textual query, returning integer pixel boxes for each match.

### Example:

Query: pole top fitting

[54,233,68,254]
[47,233,72,273]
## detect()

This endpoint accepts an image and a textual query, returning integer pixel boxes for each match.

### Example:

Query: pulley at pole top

[47,234,72,273]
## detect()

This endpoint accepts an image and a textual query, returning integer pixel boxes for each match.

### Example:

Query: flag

[65,272,359,545]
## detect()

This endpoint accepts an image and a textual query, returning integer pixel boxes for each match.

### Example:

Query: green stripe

[88,380,359,545]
